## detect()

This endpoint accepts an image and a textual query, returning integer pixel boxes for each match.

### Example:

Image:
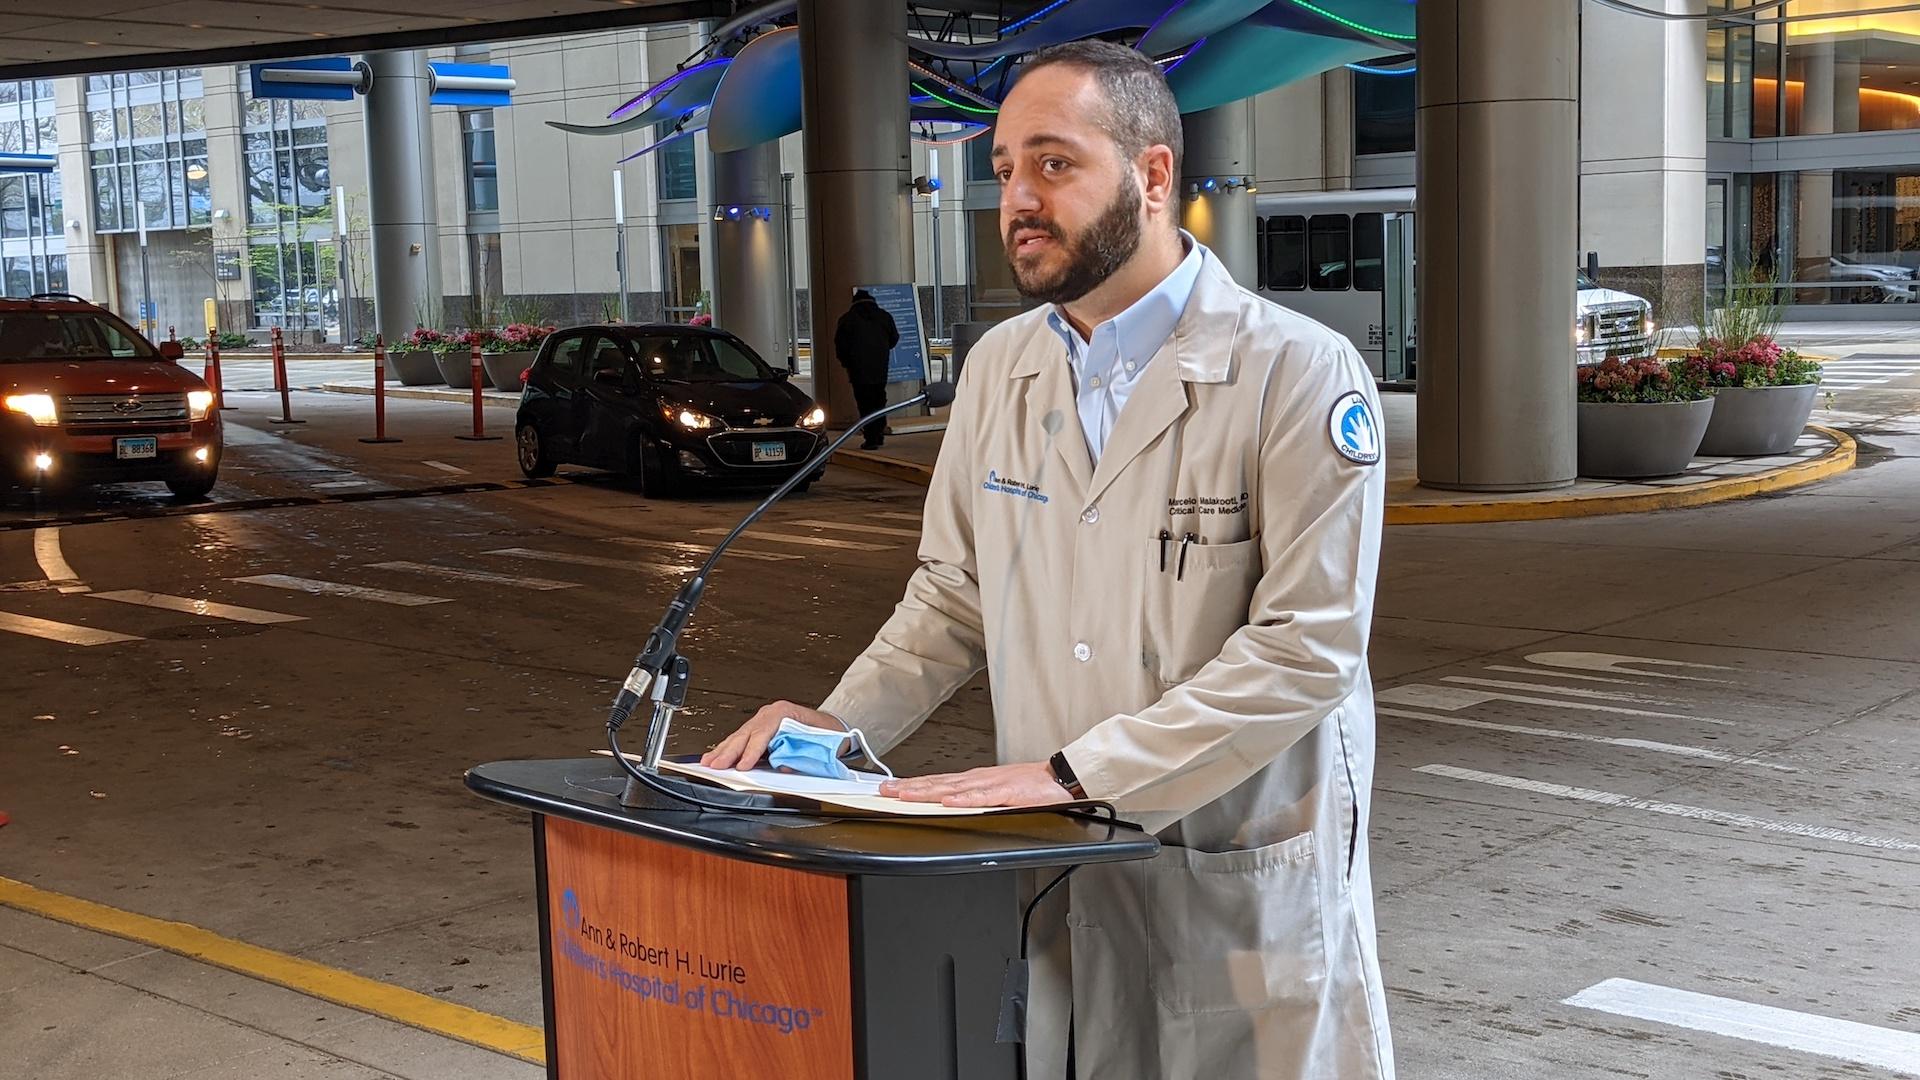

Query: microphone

[605,381,957,813]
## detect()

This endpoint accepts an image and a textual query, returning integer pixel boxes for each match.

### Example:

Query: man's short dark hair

[1019,40,1184,178]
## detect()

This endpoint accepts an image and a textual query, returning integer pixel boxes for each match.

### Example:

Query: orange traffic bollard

[269,326,304,425]
[359,334,402,444]
[456,340,501,442]
[203,341,234,410]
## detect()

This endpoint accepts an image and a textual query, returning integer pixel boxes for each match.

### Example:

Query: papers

[592,750,1033,817]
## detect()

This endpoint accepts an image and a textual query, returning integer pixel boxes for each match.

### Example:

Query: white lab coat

[821,251,1394,1079]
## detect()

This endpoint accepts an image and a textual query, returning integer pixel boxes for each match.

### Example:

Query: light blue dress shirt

[1046,231,1206,464]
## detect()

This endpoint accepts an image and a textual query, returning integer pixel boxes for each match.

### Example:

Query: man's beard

[1004,174,1143,305]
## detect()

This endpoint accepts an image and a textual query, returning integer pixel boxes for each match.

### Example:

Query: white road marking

[484,547,672,571]
[88,589,306,625]
[1565,978,1920,1075]
[422,460,469,475]
[367,561,580,591]
[1484,664,1642,685]
[1415,764,1920,852]
[783,518,922,538]
[313,480,375,490]
[1378,708,1795,770]
[1377,683,1737,725]
[607,537,800,563]
[1442,676,1683,706]
[692,527,893,552]
[1524,651,1735,683]
[0,610,142,646]
[231,574,454,607]
[33,528,87,593]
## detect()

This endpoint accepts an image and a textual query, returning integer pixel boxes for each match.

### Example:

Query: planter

[481,351,537,393]
[386,349,442,386]
[1696,382,1821,457]
[433,350,495,389]
[1577,398,1716,480]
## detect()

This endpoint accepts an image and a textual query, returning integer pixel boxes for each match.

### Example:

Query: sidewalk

[833,394,1855,523]
[1,900,540,1080]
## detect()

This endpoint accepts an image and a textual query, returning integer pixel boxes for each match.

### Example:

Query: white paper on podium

[593,750,1051,817]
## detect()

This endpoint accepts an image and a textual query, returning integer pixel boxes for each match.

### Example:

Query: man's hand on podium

[700,701,846,771]
[879,763,1066,808]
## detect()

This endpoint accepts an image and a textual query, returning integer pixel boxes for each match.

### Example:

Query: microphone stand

[606,383,955,814]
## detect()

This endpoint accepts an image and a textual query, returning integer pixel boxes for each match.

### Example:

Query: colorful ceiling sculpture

[550,0,1415,156]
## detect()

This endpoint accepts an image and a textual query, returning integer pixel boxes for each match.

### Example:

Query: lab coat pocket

[1141,536,1262,684]
[1145,832,1328,1015]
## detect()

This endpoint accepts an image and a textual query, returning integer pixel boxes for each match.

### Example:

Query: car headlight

[800,406,826,428]
[187,390,215,420]
[4,393,57,426]
[666,405,719,430]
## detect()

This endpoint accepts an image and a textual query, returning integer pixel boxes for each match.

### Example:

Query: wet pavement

[2,384,1918,1079]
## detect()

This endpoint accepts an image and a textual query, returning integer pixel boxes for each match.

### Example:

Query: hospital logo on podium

[1329,391,1381,466]
[560,887,583,932]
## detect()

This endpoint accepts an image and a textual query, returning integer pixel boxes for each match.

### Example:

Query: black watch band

[1048,750,1087,800]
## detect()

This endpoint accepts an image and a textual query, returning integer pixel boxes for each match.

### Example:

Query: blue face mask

[764,718,892,782]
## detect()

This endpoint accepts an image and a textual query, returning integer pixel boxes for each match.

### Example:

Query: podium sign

[540,817,854,1077]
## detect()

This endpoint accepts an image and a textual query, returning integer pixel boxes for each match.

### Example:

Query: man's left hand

[879,762,1069,808]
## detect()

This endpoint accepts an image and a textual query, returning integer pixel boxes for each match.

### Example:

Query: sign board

[214,251,242,281]
[249,57,361,102]
[854,283,927,385]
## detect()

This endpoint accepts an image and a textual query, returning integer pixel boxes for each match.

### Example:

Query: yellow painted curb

[832,427,1856,526]
[0,875,546,1065]
[1384,425,1856,525]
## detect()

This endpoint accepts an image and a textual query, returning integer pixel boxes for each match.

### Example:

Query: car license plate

[751,441,787,463]
[115,436,158,461]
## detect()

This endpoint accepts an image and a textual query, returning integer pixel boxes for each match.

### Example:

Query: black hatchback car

[514,323,828,493]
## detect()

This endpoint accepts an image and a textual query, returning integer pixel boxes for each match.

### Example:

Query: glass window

[547,332,589,377]
[966,129,997,182]
[1781,2,1920,136]
[90,109,116,144]
[35,116,55,151]
[47,255,67,294]
[1308,215,1351,291]
[627,332,775,381]
[655,121,697,201]
[1353,212,1385,292]
[1353,69,1415,156]
[94,167,120,231]
[0,177,26,240]
[0,310,156,360]
[0,83,20,105]
[181,98,206,135]
[1263,216,1307,291]
[130,102,163,140]
[35,80,55,101]
[464,110,499,213]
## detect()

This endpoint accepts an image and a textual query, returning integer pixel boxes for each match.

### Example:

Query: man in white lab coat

[705,39,1394,1079]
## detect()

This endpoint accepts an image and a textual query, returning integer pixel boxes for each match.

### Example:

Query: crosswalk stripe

[782,518,921,538]
[606,537,799,563]
[0,610,142,646]
[88,589,306,624]
[422,461,470,475]
[313,480,375,490]
[692,527,894,552]
[231,574,454,607]
[367,560,580,590]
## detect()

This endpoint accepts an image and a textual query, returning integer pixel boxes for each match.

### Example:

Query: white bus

[1252,187,1654,382]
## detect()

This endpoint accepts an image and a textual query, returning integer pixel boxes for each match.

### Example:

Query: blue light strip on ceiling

[1347,63,1416,75]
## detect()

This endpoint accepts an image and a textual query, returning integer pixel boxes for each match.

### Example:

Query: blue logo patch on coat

[1329,391,1381,465]
[982,470,1049,503]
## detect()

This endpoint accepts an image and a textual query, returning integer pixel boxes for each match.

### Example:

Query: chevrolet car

[514,323,827,494]
[2,294,222,500]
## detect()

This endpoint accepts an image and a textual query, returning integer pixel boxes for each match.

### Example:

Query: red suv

[1,294,222,499]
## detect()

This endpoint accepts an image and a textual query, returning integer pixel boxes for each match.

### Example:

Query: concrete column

[800,0,913,423]
[1180,100,1257,287]
[363,50,442,341]
[711,140,790,366]
[1417,0,1578,492]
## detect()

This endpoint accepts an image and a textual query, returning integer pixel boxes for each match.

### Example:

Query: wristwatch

[1047,750,1087,800]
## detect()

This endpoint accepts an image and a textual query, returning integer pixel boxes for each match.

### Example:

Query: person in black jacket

[833,289,899,449]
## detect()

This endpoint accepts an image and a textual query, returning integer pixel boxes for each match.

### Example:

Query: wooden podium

[467,758,1158,1079]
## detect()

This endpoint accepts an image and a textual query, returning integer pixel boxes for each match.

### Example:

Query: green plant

[1690,266,1784,354]
[500,295,548,327]
[1577,357,1710,404]
[597,293,623,322]
[213,330,253,349]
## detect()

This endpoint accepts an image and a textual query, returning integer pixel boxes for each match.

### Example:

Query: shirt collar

[1046,230,1206,367]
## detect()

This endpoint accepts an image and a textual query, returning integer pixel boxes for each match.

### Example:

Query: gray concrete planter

[1577,398,1715,480]
[1696,382,1821,457]
[481,351,536,393]
[433,350,495,389]
[386,349,442,386]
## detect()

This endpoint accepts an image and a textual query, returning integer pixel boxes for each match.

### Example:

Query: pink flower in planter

[688,313,713,327]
